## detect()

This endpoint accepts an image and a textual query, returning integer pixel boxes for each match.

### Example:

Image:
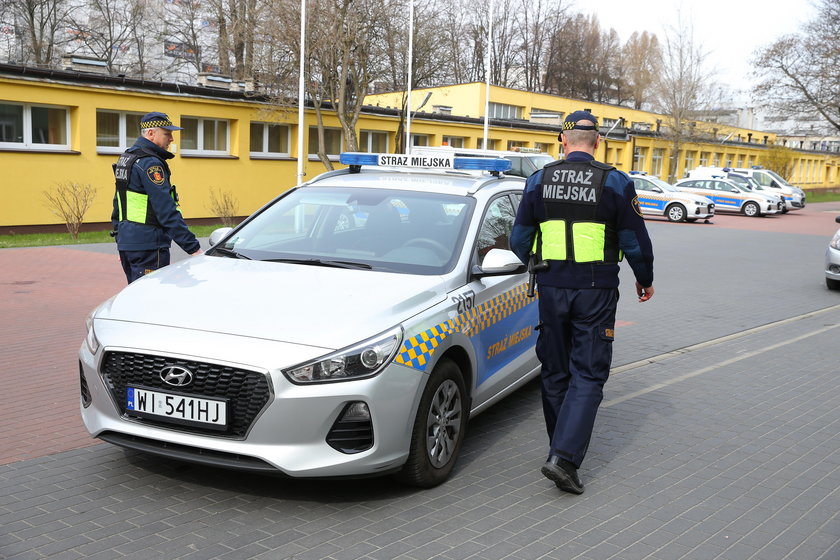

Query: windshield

[764,169,792,186]
[525,155,554,172]
[647,176,680,192]
[727,174,755,189]
[210,186,475,275]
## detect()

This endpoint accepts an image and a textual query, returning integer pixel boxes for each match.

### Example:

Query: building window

[633,147,648,172]
[737,154,745,167]
[602,118,619,128]
[181,117,229,154]
[488,102,523,120]
[712,153,721,167]
[308,126,342,157]
[507,140,526,151]
[0,102,69,150]
[651,148,664,176]
[684,151,696,172]
[477,138,499,150]
[442,136,464,148]
[410,134,428,147]
[699,152,710,167]
[360,130,388,152]
[632,122,652,131]
[250,122,290,157]
[96,110,143,152]
[534,142,553,154]
[432,105,452,115]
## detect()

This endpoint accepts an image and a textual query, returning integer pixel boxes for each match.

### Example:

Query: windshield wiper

[211,247,252,260]
[265,258,372,269]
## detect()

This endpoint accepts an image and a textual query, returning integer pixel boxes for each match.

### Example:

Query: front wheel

[666,204,687,222]
[396,359,468,488]
[743,201,760,217]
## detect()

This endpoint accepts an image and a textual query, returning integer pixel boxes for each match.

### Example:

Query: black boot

[541,454,584,494]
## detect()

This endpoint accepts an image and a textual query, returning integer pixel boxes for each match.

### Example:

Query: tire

[827,278,840,291]
[742,201,760,217]
[666,204,687,222]
[686,218,698,223]
[396,358,468,488]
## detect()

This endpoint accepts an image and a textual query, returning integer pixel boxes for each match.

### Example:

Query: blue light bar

[454,157,512,172]
[339,152,379,166]
[338,152,512,173]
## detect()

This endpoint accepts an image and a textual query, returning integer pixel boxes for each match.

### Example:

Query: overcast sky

[574,0,817,105]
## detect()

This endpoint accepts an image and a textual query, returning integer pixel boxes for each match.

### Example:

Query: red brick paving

[0,247,124,465]
[1,201,839,466]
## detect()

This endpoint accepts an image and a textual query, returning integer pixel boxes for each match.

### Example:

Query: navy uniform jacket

[510,151,654,289]
[111,136,200,254]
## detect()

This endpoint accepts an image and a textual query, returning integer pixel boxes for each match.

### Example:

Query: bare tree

[208,0,261,80]
[42,181,96,239]
[1,0,71,67]
[621,31,661,110]
[66,0,145,75]
[518,0,567,93]
[652,14,716,182]
[752,0,840,133]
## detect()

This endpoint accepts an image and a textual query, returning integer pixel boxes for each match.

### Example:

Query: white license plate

[126,387,227,428]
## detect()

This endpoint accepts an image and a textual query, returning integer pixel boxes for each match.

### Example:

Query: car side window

[476,195,516,266]
[633,178,650,192]
[506,157,523,177]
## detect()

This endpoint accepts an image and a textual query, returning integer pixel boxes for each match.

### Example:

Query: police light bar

[339,152,512,173]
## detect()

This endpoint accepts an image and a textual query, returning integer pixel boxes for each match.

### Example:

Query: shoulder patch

[147,165,166,185]
[632,195,644,217]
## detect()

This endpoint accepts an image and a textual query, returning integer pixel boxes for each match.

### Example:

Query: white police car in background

[826,215,840,290]
[628,172,715,222]
[674,176,782,217]
[80,153,541,487]
[686,166,799,213]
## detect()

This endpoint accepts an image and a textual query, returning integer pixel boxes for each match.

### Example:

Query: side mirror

[472,248,527,277]
[651,186,663,193]
[731,188,739,193]
[835,215,840,224]
[209,227,233,246]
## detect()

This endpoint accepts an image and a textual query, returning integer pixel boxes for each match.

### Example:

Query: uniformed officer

[510,110,655,494]
[111,112,202,283]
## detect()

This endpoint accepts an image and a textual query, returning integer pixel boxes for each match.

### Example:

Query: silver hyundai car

[826,215,840,291]
[80,153,541,487]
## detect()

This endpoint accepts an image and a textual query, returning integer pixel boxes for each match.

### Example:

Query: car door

[632,177,666,216]
[710,180,743,210]
[465,191,539,409]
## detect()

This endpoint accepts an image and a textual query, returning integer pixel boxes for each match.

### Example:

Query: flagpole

[482,0,492,151]
[405,0,414,155]
[296,0,307,184]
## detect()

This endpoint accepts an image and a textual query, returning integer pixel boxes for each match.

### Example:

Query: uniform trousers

[536,285,618,468]
[119,248,171,284]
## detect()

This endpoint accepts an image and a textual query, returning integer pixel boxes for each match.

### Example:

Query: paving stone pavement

[1,206,839,559]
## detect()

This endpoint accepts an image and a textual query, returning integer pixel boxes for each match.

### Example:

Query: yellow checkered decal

[141,120,174,129]
[562,121,577,130]
[394,283,533,371]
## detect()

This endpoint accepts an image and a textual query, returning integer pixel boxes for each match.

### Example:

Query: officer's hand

[191,249,204,256]
[636,282,654,302]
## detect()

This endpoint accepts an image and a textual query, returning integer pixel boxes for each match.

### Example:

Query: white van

[730,167,806,211]
[686,167,788,212]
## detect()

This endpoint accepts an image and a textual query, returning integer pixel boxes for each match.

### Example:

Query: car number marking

[451,290,475,315]
[126,387,227,428]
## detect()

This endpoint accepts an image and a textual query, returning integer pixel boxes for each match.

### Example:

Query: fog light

[326,401,373,454]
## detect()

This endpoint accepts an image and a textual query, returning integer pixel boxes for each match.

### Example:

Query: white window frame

[250,122,291,158]
[181,116,230,156]
[359,130,388,153]
[0,102,70,151]
[442,135,464,148]
[96,110,145,153]
[488,102,523,120]
[651,148,664,176]
[308,126,343,160]
[410,134,429,147]
[477,138,499,150]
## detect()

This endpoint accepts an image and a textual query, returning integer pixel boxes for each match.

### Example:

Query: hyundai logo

[160,365,194,387]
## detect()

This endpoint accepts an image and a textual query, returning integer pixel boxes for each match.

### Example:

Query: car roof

[305,161,524,196]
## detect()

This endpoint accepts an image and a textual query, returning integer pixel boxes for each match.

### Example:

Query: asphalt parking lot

[1,204,839,560]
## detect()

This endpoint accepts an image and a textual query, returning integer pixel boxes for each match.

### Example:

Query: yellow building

[1,65,838,231]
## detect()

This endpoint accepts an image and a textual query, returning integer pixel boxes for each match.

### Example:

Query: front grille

[100,351,271,438]
[80,361,92,407]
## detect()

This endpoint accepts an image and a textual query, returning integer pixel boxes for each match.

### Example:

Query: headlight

[283,327,403,384]
[830,232,840,251]
[84,311,100,355]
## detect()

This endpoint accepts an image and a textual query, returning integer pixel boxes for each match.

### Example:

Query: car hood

[95,256,448,350]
